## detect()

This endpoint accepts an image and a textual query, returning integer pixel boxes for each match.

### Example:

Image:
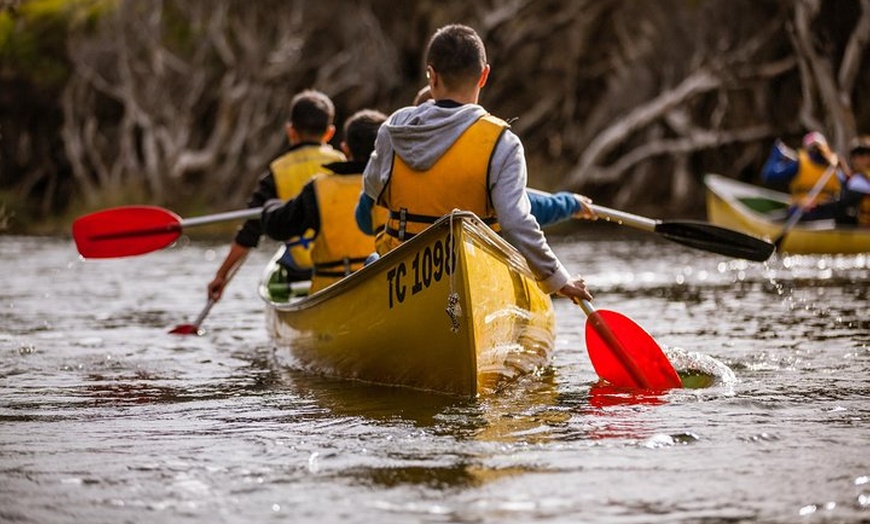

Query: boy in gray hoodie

[356,23,591,302]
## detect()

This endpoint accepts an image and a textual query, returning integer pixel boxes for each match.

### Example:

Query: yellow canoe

[704,173,870,254]
[258,211,556,397]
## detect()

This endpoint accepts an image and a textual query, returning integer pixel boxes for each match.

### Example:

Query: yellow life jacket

[270,144,346,268]
[310,173,375,293]
[376,114,507,254]
[789,150,841,205]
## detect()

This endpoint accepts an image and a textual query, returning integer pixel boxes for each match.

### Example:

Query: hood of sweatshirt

[383,101,488,172]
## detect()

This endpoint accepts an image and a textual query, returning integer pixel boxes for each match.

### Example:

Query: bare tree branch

[839,0,870,99]
[566,69,719,187]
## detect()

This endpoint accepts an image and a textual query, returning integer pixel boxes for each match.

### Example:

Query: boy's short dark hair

[344,109,386,161]
[425,24,487,91]
[289,90,335,137]
[849,135,870,156]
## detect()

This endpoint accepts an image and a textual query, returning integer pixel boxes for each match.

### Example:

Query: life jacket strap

[388,209,499,227]
[385,226,417,241]
[389,209,442,224]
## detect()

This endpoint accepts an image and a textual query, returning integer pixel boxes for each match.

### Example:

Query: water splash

[663,346,737,389]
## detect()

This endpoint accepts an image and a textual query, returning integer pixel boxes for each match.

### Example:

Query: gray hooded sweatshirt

[362,101,571,294]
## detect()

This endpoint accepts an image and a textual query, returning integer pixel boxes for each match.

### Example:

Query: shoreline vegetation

[2,0,869,235]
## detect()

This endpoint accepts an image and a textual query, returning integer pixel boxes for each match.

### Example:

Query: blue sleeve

[760,144,799,184]
[355,191,375,235]
[528,191,580,227]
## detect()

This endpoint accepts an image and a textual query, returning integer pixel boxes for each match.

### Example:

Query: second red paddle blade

[168,324,202,335]
[585,309,682,389]
[73,206,182,258]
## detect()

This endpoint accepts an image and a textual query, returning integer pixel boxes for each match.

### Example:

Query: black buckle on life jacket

[398,208,407,241]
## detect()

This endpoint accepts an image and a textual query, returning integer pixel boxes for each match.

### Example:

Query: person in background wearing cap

[834,136,870,226]
[760,131,843,220]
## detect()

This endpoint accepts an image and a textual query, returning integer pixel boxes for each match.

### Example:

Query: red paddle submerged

[72,205,261,334]
[169,298,216,335]
[169,252,248,336]
[575,299,682,390]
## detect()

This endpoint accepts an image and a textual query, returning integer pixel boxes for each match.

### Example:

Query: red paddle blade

[168,324,202,335]
[72,206,182,258]
[585,309,682,389]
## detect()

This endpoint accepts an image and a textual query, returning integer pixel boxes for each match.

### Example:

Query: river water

[1,226,868,523]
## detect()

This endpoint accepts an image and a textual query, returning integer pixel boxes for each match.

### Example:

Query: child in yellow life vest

[356,24,592,303]
[760,131,843,220]
[392,84,595,232]
[207,90,346,302]
[260,109,388,293]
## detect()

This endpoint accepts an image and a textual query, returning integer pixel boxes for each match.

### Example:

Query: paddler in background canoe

[207,90,346,302]
[760,131,844,220]
[835,135,870,227]
[355,23,594,302]
[260,109,388,294]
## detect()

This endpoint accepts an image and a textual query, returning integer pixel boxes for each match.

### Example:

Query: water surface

[1,228,868,523]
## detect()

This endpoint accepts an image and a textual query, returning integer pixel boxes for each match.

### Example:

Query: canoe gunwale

[261,211,537,311]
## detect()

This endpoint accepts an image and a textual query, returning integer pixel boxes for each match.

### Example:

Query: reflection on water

[1,233,868,523]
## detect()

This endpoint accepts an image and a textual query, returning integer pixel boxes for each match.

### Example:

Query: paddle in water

[169,246,249,336]
[169,298,217,336]
[575,299,682,389]
[73,205,262,258]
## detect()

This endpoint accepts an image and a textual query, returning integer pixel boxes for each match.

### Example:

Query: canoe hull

[259,212,555,397]
[704,174,870,254]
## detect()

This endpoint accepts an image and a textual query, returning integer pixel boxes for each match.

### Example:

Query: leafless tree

[61,0,399,210]
[4,0,869,225]
[478,0,869,209]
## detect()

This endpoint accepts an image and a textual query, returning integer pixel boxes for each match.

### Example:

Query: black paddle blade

[654,221,775,262]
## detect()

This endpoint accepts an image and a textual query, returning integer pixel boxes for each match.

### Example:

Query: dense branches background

[1,0,869,233]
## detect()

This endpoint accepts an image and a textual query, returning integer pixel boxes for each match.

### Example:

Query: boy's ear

[322,125,336,143]
[285,122,299,143]
[340,141,352,158]
[478,64,490,88]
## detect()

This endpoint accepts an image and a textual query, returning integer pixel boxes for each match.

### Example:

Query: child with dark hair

[356,24,593,303]
[207,90,346,301]
[260,109,388,293]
